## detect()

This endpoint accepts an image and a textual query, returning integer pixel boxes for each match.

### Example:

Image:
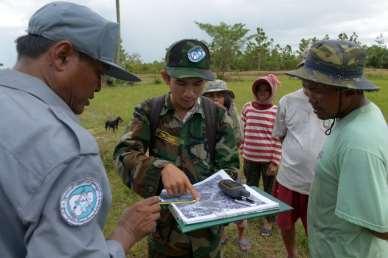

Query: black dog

[105,116,123,132]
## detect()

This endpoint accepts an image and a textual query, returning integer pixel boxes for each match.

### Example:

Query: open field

[80,71,388,258]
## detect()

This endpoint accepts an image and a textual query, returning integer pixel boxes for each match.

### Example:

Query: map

[160,170,279,225]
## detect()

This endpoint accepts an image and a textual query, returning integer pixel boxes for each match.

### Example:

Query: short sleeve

[25,155,125,258]
[272,97,287,138]
[335,148,388,233]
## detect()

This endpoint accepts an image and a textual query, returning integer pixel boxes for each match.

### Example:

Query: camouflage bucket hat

[286,40,378,91]
[165,39,215,81]
[203,79,235,98]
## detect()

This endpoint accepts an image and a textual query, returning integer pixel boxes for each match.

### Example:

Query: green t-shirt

[308,102,388,258]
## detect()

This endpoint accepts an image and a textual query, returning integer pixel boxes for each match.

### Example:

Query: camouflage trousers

[148,210,223,258]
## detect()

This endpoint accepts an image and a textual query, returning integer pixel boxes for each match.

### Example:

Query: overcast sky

[1,0,387,68]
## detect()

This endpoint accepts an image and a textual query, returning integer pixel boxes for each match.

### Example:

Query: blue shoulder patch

[60,178,103,226]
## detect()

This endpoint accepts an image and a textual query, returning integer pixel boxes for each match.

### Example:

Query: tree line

[118,22,388,79]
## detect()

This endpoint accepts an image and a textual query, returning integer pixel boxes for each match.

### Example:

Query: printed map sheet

[160,170,279,225]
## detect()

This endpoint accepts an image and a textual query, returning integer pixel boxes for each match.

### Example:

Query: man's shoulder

[279,89,309,109]
[137,94,168,115]
[280,88,304,101]
[144,94,167,104]
[340,104,388,150]
[0,92,98,177]
[51,106,99,154]
[200,96,226,118]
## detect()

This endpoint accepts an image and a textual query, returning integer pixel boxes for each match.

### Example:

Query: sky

[0,0,388,68]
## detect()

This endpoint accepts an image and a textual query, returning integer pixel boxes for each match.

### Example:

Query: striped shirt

[241,102,281,164]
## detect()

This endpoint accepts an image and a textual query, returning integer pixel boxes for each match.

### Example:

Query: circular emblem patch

[187,46,206,63]
[60,178,103,226]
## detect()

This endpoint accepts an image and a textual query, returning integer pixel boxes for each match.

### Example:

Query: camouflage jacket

[227,103,243,146]
[113,94,240,257]
[113,94,240,197]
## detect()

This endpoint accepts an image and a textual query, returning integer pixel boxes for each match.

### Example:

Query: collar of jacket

[160,93,205,120]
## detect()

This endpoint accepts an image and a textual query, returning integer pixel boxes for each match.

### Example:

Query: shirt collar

[161,93,205,121]
[0,69,79,123]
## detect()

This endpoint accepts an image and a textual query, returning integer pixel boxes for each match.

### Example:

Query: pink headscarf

[251,73,280,105]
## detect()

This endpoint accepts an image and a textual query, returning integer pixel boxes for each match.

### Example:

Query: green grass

[80,71,388,258]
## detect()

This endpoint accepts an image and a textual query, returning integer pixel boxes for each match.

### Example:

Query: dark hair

[203,91,233,111]
[15,34,56,60]
[16,34,95,65]
[223,93,232,111]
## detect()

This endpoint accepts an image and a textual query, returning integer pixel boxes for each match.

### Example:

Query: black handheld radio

[218,179,254,204]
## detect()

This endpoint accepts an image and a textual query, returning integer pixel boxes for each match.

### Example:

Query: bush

[153,78,162,84]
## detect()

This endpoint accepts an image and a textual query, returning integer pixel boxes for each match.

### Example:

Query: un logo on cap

[187,46,206,63]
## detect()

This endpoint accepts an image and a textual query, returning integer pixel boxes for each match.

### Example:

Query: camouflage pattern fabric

[286,40,378,91]
[148,215,223,258]
[113,94,240,257]
[227,103,243,146]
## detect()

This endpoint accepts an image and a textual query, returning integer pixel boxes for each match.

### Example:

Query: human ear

[160,69,171,85]
[48,40,77,71]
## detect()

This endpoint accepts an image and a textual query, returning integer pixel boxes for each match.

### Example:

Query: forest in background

[116,22,388,80]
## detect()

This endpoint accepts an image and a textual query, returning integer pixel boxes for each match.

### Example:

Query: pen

[159,200,197,205]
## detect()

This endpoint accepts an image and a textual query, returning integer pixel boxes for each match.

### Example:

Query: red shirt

[241,102,281,164]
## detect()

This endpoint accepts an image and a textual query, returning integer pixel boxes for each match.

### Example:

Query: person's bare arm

[266,162,279,176]
[109,196,161,254]
[161,163,200,200]
[369,229,388,240]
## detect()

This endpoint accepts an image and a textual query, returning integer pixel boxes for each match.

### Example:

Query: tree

[337,32,349,41]
[297,38,311,59]
[297,37,318,59]
[366,34,388,68]
[267,44,282,70]
[337,32,361,46]
[375,33,385,47]
[104,41,146,85]
[280,45,298,69]
[366,45,388,68]
[244,27,273,71]
[349,32,361,46]
[196,22,249,78]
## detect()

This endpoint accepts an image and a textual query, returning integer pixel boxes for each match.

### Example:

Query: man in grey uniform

[0,2,160,258]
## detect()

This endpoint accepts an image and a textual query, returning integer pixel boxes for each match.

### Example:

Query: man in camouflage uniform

[113,39,240,258]
[287,40,388,257]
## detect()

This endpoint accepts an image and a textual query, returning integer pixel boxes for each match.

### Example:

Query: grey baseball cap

[28,1,140,82]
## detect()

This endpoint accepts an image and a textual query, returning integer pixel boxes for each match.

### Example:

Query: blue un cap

[28,1,140,82]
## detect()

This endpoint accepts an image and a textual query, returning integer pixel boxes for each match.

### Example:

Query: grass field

[80,70,388,258]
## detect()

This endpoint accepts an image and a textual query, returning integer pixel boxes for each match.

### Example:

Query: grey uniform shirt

[0,69,125,258]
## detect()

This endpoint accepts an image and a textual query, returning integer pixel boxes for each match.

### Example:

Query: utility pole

[115,0,121,64]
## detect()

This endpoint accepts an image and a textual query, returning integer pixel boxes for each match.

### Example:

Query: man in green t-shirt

[286,40,388,258]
